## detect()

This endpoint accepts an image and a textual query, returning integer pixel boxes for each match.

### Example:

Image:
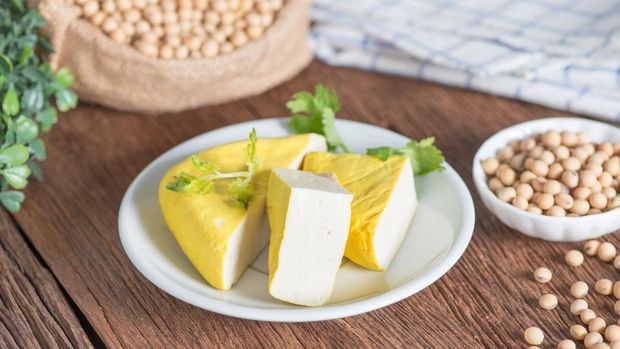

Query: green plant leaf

[0,191,25,213]
[320,107,349,153]
[191,155,220,173]
[3,129,15,146]
[228,128,258,208]
[16,116,39,144]
[398,137,445,176]
[228,178,253,209]
[0,144,29,166]
[288,114,323,135]
[22,10,47,29]
[3,86,20,116]
[20,34,38,48]
[167,128,259,209]
[286,84,348,152]
[36,107,58,132]
[29,161,43,181]
[37,36,54,53]
[365,147,395,161]
[11,0,25,12]
[0,54,13,75]
[286,91,316,114]
[55,68,75,87]
[21,65,42,82]
[3,165,31,189]
[166,172,214,194]
[21,85,44,112]
[0,5,76,212]
[18,47,33,65]
[367,137,446,176]
[29,139,45,160]
[54,88,77,112]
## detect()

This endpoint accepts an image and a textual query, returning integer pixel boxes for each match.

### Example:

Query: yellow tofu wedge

[159,134,326,290]
[302,152,417,271]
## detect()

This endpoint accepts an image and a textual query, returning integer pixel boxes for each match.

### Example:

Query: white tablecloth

[311,0,620,121]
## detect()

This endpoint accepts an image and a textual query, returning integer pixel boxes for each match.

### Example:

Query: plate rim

[118,117,476,322]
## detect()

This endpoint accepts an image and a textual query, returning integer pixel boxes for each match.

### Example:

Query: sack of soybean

[36,0,312,114]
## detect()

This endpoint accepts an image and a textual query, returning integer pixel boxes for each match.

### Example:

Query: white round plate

[119,118,475,322]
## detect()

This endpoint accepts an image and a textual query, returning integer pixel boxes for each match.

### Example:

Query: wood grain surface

[0,210,92,349]
[4,60,620,348]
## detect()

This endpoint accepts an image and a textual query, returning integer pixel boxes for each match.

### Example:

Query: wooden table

[2,60,619,348]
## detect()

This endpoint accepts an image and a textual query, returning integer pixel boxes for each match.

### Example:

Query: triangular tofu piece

[159,134,326,290]
[302,152,417,271]
[266,168,352,306]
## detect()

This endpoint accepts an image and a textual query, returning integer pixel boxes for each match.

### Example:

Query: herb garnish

[366,137,445,176]
[286,84,349,153]
[167,128,259,209]
[286,84,445,176]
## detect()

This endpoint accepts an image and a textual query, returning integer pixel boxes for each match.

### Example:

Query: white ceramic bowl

[473,117,620,241]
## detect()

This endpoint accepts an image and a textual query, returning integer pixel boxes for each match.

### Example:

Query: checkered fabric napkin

[310,0,620,121]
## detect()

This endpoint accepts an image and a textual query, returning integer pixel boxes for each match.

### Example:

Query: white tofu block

[266,168,353,306]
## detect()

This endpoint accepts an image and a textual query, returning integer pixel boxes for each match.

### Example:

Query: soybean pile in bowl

[473,117,620,241]
[38,0,312,113]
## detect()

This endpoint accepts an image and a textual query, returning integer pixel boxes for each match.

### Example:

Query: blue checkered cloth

[311,0,620,121]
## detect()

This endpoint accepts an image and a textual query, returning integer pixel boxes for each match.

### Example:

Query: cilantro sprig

[366,137,445,176]
[286,84,445,176]
[286,84,349,152]
[166,128,259,209]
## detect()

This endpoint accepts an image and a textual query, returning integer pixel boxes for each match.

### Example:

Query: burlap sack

[37,0,313,114]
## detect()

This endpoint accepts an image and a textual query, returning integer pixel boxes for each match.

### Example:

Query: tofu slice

[266,168,352,306]
[302,152,417,271]
[159,134,326,290]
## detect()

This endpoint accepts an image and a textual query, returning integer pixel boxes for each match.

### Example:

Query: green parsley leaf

[286,84,445,177]
[167,128,259,209]
[321,107,349,153]
[365,146,395,161]
[286,84,349,152]
[367,137,445,176]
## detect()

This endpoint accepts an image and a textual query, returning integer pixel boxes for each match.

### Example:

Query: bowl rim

[472,116,620,223]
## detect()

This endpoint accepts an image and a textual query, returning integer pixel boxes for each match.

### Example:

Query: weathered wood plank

[0,210,93,349]
[10,60,619,348]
